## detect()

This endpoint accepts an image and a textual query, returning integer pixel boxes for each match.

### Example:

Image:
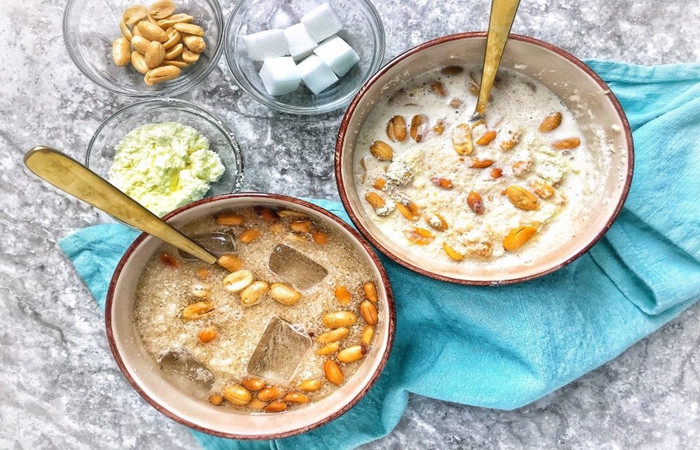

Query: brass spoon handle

[24,146,218,265]
[473,0,521,119]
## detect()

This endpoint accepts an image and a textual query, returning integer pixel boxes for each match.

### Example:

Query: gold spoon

[472,0,521,121]
[24,146,219,265]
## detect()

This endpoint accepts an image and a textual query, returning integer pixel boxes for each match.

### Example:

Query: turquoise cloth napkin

[59,61,700,449]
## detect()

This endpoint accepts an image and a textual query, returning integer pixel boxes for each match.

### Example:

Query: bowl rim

[85,97,245,197]
[223,0,386,115]
[104,192,396,439]
[334,32,635,286]
[63,0,225,98]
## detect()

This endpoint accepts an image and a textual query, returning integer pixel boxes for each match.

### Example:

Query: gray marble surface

[1,0,698,448]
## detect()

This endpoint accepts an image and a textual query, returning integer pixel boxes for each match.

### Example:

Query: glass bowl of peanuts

[63,0,224,97]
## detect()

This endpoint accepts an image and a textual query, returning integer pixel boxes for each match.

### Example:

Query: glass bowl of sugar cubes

[224,0,385,115]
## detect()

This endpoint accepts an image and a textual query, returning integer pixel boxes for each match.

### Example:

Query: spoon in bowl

[24,146,220,266]
[472,0,521,121]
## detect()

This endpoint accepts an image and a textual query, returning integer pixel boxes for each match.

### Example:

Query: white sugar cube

[243,29,289,61]
[259,57,301,96]
[284,23,318,61]
[314,36,360,77]
[298,55,338,95]
[301,3,343,42]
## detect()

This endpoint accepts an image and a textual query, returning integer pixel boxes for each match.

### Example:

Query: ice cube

[284,23,317,61]
[159,351,214,398]
[177,231,235,261]
[259,56,302,96]
[298,54,338,95]
[243,29,289,61]
[314,36,359,77]
[301,3,342,42]
[268,244,329,290]
[247,316,312,383]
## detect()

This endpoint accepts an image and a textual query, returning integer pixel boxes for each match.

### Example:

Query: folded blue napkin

[59,60,700,449]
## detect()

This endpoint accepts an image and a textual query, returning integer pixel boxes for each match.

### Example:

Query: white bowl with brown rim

[106,193,395,439]
[335,32,634,285]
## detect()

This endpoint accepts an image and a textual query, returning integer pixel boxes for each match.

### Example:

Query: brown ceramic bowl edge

[335,32,634,286]
[105,192,396,439]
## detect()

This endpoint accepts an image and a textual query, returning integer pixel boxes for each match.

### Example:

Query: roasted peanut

[198,325,217,343]
[264,401,287,413]
[431,177,453,189]
[322,311,357,328]
[269,283,302,306]
[386,115,407,142]
[209,393,224,406]
[163,28,181,49]
[426,213,448,232]
[223,269,254,292]
[257,386,285,402]
[240,281,269,306]
[338,345,367,364]
[490,167,503,178]
[112,38,131,66]
[503,225,538,251]
[370,140,393,161]
[395,200,419,221]
[123,5,148,25]
[360,301,378,325]
[532,181,555,199]
[157,13,194,28]
[120,20,133,41]
[365,192,386,211]
[539,112,562,132]
[290,220,312,233]
[323,360,344,385]
[552,137,581,149]
[242,377,266,391]
[239,228,261,243]
[183,35,206,53]
[363,282,378,303]
[216,212,245,226]
[130,36,150,55]
[174,22,205,36]
[467,191,484,215]
[149,0,176,19]
[452,123,473,155]
[430,81,447,97]
[181,301,214,320]
[248,398,267,410]
[131,51,150,74]
[138,21,168,43]
[222,385,252,406]
[476,130,497,146]
[145,40,165,68]
[283,392,310,404]
[316,342,340,356]
[164,43,183,60]
[361,325,375,345]
[317,327,350,343]
[443,242,465,261]
[255,206,279,223]
[144,65,181,85]
[470,158,495,168]
[334,285,352,305]
[159,252,180,267]
[404,227,434,245]
[311,230,328,244]
[298,379,323,392]
[433,120,445,135]
[218,254,243,272]
[410,115,428,142]
[196,267,210,279]
[505,185,539,211]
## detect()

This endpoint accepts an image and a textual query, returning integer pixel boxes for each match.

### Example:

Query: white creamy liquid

[354,66,603,272]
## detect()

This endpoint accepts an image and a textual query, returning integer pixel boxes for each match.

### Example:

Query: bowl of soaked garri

[335,32,634,285]
[105,193,395,438]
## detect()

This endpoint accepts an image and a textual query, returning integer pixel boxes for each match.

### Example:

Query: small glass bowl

[63,0,225,97]
[86,98,244,217]
[225,0,385,115]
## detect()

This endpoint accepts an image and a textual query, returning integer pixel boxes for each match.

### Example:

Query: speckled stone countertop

[1,0,698,448]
